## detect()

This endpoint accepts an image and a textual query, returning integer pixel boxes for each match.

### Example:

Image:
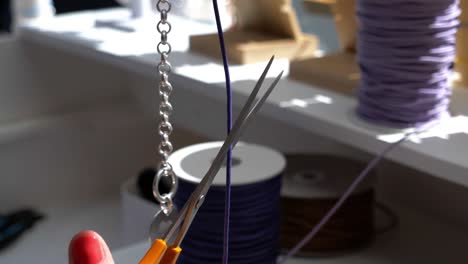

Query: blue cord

[211,1,232,263]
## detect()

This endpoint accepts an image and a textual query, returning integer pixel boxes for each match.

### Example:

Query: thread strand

[211,1,233,263]
[278,135,408,263]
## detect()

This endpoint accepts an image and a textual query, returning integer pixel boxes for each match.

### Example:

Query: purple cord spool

[168,142,286,264]
[356,0,461,128]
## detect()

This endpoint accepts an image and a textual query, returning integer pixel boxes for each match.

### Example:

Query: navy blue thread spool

[168,142,286,264]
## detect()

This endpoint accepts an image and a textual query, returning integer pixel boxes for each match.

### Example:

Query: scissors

[139,56,283,264]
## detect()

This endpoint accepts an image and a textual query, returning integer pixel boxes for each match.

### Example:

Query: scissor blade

[234,55,274,123]
[173,56,276,204]
[170,73,283,246]
[190,62,279,204]
[195,71,284,197]
[163,59,281,245]
[231,71,284,147]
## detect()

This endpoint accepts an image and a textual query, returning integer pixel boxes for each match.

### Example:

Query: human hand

[69,230,115,264]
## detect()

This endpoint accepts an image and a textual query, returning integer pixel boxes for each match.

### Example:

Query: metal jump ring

[159,122,173,135]
[157,21,172,34]
[159,82,173,94]
[157,42,172,54]
[157,0,172,13]
[158,61,172,74]
[159,140,173,153]
[153,169,178,205]
[159,162,173,171]
[159,102,173,115]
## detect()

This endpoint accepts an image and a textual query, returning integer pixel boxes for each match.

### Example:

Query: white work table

[19,8,468,189]
[10,7,468,264]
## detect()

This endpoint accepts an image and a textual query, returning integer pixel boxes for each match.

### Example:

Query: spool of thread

[168,142,286,263]
[357,0,460,128]
[280,154,376,256]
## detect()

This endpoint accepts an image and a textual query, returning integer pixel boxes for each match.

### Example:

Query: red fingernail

[70,231,105,264]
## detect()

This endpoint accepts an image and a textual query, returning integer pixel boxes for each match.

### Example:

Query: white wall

[0,38,148,209]
[0,38,207,211]
[0,37,131,123]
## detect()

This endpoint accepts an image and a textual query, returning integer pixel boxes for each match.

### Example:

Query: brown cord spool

[280,154,377,256]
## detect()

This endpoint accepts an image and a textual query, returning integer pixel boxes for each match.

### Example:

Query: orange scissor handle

[139,239,168,264]
[160,246,182,264]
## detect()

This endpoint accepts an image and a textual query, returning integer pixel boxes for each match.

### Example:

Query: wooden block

[457,27,468,61]
[456,0,467,85]
[331,0,357,53]
[190,0,317,64]
[305,0,336,5]
[289,52,360,96]
[455,63,468,88]
[190,30,318,64]
[233,0,302,40]
[303,0,336,16]
[461,0,468,22]
[303,0,357,53]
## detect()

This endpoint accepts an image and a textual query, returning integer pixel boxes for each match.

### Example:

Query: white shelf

[113,204,468,263]
[18,9,468,187]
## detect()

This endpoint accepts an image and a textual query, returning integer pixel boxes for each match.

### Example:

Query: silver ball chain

[153,0,177,216]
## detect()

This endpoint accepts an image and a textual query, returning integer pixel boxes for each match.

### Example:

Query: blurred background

[1,0,467,263]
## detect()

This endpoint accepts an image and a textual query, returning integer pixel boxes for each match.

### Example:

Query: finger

[69,230,115,264]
